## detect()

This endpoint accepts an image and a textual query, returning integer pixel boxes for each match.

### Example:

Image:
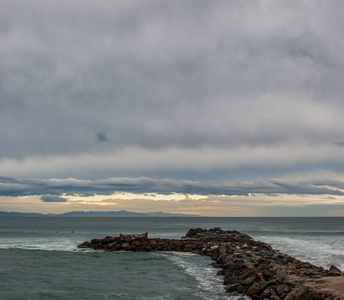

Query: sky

[1,0,344,216]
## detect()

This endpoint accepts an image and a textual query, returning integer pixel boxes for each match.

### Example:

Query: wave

[0,237,79,252]
[247,230,344,237]
[258,235,344,271]
[163,252,249,300]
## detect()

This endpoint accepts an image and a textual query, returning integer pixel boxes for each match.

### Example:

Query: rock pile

[78,228,343,299]
[78,232,205,252]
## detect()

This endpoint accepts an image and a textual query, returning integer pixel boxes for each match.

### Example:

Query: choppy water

[0,217,343,299]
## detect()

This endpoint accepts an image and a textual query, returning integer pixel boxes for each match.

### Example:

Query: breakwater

[78,227,344,299]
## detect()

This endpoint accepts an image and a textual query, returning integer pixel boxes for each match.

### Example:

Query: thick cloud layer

[1,176,343,197]
[1,1,344,190]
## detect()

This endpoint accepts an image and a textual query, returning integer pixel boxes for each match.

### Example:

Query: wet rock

[90,238,103,244]
[108,241,117,248]
[184,242,199,250]
[223,275,238,285]
[326,265,342,276]
[225,283,240,292]
[183,227,207,238]
[314,279,326,284]
[77,227,343,300]
[276,284,291,295]
[217,269,225,276]
[149,240,157,246]
[77,241,91,248]
[284,286,325,300]
[261,269,273,280]
[247,282,261,295]
[260,287,276,298]
[303,268,315,276]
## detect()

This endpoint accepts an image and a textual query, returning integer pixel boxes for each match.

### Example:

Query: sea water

[0,217,343,299]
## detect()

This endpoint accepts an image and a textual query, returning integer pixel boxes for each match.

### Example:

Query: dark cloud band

[0,176,343,197]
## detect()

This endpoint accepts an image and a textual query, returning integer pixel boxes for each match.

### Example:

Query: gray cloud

[334,142,344,147]
[1,1,344,182]
[96,132,108,143]
[41,195,67,202]
[1,176,343,197]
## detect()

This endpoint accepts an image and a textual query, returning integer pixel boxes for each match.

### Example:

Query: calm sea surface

[0,217,343,299]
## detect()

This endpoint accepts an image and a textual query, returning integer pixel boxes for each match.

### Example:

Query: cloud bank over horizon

[1,175,344,216]
[1,176,344,197]
[1,1,344,215]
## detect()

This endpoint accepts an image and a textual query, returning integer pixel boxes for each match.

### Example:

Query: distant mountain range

[0,210,201,217]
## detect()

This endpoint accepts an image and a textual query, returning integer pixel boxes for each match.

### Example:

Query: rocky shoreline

[78,228,344,299]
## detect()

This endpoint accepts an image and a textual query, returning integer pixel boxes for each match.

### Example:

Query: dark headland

[78,228,344,299]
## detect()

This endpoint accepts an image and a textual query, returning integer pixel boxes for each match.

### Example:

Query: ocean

[0,217,343,299]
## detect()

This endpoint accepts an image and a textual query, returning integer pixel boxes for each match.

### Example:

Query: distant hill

[0,210,200,217]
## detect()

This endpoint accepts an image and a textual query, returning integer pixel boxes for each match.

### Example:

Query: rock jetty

[78,228,344,299]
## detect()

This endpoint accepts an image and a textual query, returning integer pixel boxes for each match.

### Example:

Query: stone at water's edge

[78,228,344,300]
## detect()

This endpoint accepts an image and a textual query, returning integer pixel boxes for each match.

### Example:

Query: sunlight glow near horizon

[1,193,343,217]
[64,192,208,202]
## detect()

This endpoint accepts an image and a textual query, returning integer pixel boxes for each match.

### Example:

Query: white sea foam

[140,296,174,300]
[101,292,131,299]
[163,253,250,300]
[257,235,344,271]
[0,237,78,252]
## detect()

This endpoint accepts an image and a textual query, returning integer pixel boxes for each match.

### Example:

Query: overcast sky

[1,1,344,216]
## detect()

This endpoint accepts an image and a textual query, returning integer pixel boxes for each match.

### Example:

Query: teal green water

[0,217,343,299]
[1,249,222,299]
